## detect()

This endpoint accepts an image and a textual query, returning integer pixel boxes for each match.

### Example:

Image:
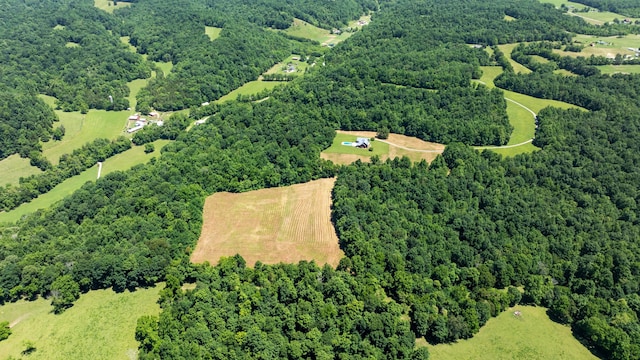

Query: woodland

[1,0,640,359]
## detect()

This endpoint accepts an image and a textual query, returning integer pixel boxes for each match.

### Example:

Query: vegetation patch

[0,140,170,224]
[0,155,42,187]
[597,64,640,73]
[422,306,597,360]
[504,15,516,21]
[64,42,80,48]
[205,26,222,41]
[93,0,131,13]
[0,286,161,360]
[554,34,640,59]
[215,81,285,103]
[119,36,137,53]
[192,178,343,267]
[497,44,532,74]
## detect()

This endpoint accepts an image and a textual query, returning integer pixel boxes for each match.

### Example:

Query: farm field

[422,305,597,360]
[597,64,640,74]
[0,154,42,187]
[205,26,222,41]
[0,140,170,224]
[215,81,285,103]
[282,14,370,46]
[321,131,442,165]
[192,178,343,267]
[94,0,131,13]
[0,285,162,360]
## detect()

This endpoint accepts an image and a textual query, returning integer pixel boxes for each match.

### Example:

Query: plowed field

[192,178,343,267]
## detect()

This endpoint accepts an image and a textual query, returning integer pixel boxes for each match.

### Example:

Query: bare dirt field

[321,130,445,165]
[192,178,343,267]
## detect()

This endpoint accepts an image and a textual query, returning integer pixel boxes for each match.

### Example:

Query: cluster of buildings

[126,112,163,133]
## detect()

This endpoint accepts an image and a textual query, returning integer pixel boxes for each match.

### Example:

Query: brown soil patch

[192,178,343,268]
[327,130,445,165]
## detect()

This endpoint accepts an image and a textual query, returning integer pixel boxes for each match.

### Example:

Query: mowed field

[0,285,162,360]
[554,34,640,59]
[321,130,443,165]
[94,0,131,13]
[192,178,343,267]
[215,81,285,103]
[0,154,42,187]
[205,26,222,41]
[422,305,597,360]
[0,139,171,224]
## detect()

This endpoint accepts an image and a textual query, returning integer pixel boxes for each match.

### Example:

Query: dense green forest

[2,0,640,359]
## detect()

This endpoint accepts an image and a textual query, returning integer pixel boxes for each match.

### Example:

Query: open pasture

[597,64,640,74]
[0,140,170,224]
[94,0,131,13]
[422,305,597,360]
[555,34,640,58]
[192,178,343,267]
[264,55,310,76]
[0,154,42,187]
[205,26,222,41]
[0,285,161,360]
[215,81,285,103]
[497,44,532,74]
[283,18,355,46]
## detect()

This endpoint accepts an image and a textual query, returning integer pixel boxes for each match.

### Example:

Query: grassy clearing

[0,140,170,224]
[497,44,532,74]
[530,55,549,63]
[597,64,640,74]
[94,0,131,13]
[282,18,355,46]
[205,26,222,41]
[539,0,587,10]
[154,61,173,76]
[422,305,597,360]
[322,133,389,157]
[321,131,443,165]
[119,36,137,53]
[0,285,162,360]
[554,69,578,76]
[0,155,42,187]
[65,42,80,48]
[192,178,343,267]
[215,81,285,103]
[504,15,516,21]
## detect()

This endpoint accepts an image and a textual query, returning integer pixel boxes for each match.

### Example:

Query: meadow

[192,178,343,267]
[0,140,170,224]
[422,305,597,360]
[205,26,222,41]
[554,34,640,59]
[0,155,42,187]
[497,44,532,74]
[539,0,639,25]
[215,81,285,103]
[93,0,131,13]
[281,15,370,46]
[0,285,162,360]
[263,55,310,76]
[597,64,640,74]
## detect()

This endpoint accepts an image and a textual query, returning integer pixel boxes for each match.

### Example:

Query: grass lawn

[0,140,171,224]
[154,61,173,76]
[422,305,597,360]
[205,26,222,41]
[94,0,131,13]
[0,285,162,360]
[65,42,80,48]
[497,44,532,74]
[597,64,640,74]
[539,0,587,10]
[0,155,42,187]
[504,15,516,21]
[119,36,137,53]
[554,69,578,76]
[215,81,285,103]
[323,133,389,157]
[555,34,640,59]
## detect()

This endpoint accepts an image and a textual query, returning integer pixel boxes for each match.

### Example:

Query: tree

[144,143,155,154]
[0,321,11,341]
[376,126,390,139]
[50,275,80,313]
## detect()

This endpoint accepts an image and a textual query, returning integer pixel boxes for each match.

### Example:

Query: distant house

[201,102,210,106]
[127,125,144,133]
[355,137,370,148]
[291,56,300,61]
[194,119,207,125]
[128,114,140,121]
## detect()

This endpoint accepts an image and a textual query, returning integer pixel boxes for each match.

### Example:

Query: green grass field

[94,0,131,13]
[554,34,640,59]
[497,44,532,74]
[554,69,578,76]
[282,18,355,46]
[119,36,137,53]
[215,81,285,103]
[475,66,584,156]
[322,133,389,157]
[264,55,310,76]
[597,64,640,74]
[154,61,173,75]
[205,26,222,41]
[422,306,597,360]
[0,285,162,360]
[539,0,587,10]
[0,140,171,224]
[0,155,42,187]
